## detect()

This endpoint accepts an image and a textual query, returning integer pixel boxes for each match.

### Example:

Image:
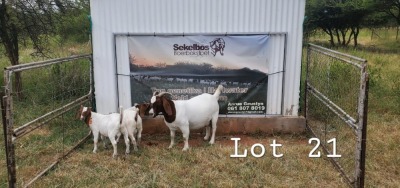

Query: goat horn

[157,92,172,98]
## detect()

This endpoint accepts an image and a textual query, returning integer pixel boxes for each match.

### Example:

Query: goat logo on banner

[209,38,225,56]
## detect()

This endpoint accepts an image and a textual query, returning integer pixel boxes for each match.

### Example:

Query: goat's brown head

[77,105,92,125]
[150,92,176,123]
[134,102,151,118]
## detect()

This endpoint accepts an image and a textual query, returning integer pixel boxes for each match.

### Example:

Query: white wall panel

[115,36,131,109]
[90,0,305,116]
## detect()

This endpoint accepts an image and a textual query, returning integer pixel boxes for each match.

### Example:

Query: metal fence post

[355,63,369,188]
[3,70,16,188]
[89,56,96,112]
[304,44,310,121]
[2,93,12,188]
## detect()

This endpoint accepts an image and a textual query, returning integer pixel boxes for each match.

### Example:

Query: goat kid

[150,85,223,151]
[77,105,131,158]
[120,106,143,150]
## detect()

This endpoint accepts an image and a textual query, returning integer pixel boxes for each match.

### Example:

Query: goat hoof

[112,154,118,158]
[182,147,189,151]
[203,137,209,141]
[209,141,215,145]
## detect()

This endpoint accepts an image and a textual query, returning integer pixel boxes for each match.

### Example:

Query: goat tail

[213,85,224,97]
[119,106,124,125]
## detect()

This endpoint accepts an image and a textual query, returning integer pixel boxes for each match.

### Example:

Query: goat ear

[162,97,175,116]
[136,105,143,117]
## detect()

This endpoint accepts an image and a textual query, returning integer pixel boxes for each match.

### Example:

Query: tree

[0,0,83,98]
[55,0,90,43]
[305,0,372,47]
[376,0,400,25]
[370,0,400,39]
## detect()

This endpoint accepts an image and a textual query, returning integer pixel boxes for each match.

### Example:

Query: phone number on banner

[227,102,266,114]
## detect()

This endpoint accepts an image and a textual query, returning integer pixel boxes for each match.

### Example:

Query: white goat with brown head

[77,105,131,158]
[150,85,223,151]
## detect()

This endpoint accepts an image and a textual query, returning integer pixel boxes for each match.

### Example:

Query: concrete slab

[141,116,306,135]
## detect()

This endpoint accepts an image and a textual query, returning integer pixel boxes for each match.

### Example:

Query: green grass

[1,28,400,187]
[35,133,345,188]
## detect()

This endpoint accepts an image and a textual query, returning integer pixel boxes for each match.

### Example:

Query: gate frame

[2,54,94,188]
[304,43,369,188]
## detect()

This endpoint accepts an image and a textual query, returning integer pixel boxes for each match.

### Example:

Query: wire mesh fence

[305,44,369,188]
[2,55,93,187]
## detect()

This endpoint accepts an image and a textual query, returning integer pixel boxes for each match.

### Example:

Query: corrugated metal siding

[265,34,285,114]
[115,36,131,109]
[90,0,306,116]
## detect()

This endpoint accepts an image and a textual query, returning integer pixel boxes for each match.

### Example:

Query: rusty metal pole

[358,75,369,187]
[4,70,16,188]
[2,93,11,187]
[354,62,368,188]
[304,44,311,127]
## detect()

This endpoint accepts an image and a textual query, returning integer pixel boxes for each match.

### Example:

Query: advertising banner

[129,35,269,115]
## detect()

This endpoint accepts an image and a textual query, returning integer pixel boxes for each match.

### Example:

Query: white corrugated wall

[90,0,306,116]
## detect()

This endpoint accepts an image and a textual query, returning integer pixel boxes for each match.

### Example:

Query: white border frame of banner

[112,32,288,117]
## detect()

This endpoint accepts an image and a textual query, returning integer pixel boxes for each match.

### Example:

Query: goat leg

[124,133,131,154]
[168,129,176,149]
[129,133,138,152]
[204,126,211,141]
[93,132,99,153]
[181,124,190,151]
[109,134,118,158]
[209,115,218,145]
[101,135,108,149]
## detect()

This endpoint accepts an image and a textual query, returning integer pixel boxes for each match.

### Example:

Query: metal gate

[305,44,369,187]
[2,54,93,187]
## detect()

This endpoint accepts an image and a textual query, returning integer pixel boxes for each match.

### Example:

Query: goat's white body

[167,93,219,130]
[120,107,143,151]
[86,111,129,158]
[90,112,121,138]
[158,85,222,151]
